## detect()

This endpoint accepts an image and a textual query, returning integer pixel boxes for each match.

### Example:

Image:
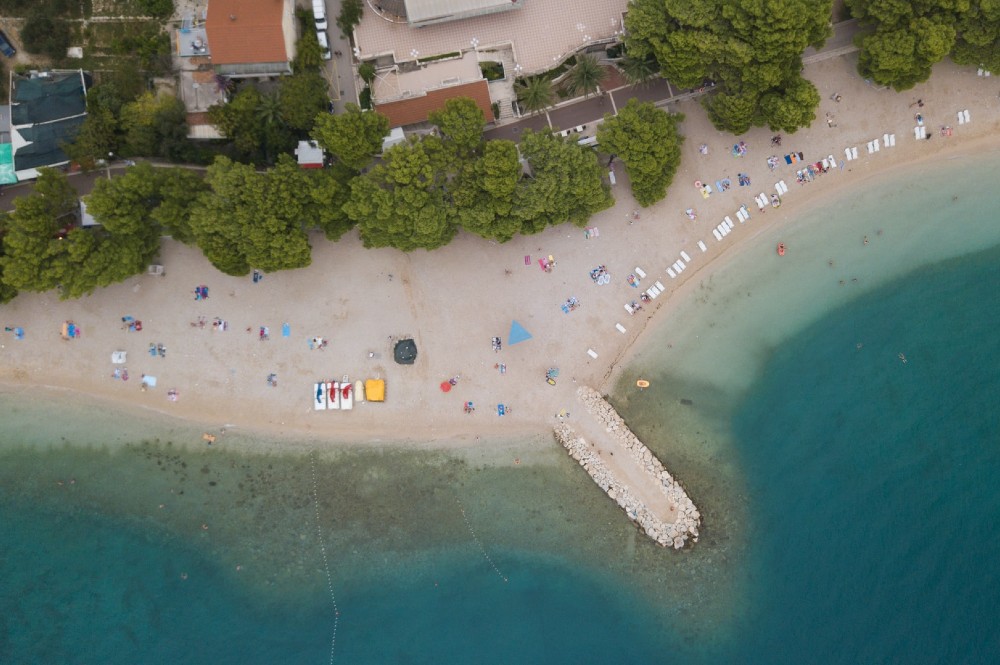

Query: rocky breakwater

[552,386,700,549]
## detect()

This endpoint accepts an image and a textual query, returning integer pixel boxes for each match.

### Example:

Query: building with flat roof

[205,0,296,77]
[403,0,523,27]
[8,70,90,181]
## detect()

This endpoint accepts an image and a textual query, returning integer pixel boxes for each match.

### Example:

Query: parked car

[0,30,16,57]
[317,31,332,61]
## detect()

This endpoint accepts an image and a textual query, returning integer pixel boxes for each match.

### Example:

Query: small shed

[295,140,324,169]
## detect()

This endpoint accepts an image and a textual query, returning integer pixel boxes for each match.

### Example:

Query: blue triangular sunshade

[508,320,532,345]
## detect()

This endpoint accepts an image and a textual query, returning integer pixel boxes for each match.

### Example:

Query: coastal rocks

[551,387,701,550]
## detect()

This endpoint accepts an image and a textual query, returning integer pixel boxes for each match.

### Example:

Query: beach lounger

[635,267,646,279]
[314,382,327,410]
[625,302,636,314]
[844,147,852,161]
[736,209,746,223]
[675,259,685,270]
[713,228,723,241]
[328,381,341,410]
[608,170,616,185]
[667,268,677,278]
[587,349,598,359]
[698,240,708,252]
[616,323,627,334]
[963,109,970,123]
[724,216,734,228]
[671,261,680,272]
[919,126,927,139]
[867,141,875,154]
[957,111,965,125]
[680,251,691,262]
[851,147,858,160]
[645,287,658,300]
[874,139,880,152]
[340,380,353,410]
[654,281,665,291]
[888,135,895,147]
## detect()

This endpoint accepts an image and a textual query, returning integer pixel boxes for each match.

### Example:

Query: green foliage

[209,86,294,164]
[516,130,613,233]
[359,61,376,84]
[619,55,658,87]
[359,86,373,110]
[758,76,821,132]
[626,0,832,133]
[566,54,608,98]
[293,28,323,72]
[849,0,960,90]
[596,99,683,207]
[336,0,364,33]
[64,107,118,169]
[952,1,1000,73]
[479,61,505,81]
[311,103,389,171]
[188,157,313,275]
[119,92,189,159]
[304,166,354,241]
[0,212,20,303]
[0,168,161,300]
[344,138,457,251]
[21,10,71,59]
[137,0,174,18]
[516,76,555,115]
[149,168,209,244]
[428,97,485,157]
[337,0,364,35]
[279,72,329,131]
[452,140,523,242]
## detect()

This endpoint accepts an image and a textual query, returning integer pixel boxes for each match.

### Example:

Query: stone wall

[552,387,700,549]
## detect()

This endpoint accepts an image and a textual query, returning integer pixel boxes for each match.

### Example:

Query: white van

[317,31,332,60]
[313,0,328,31]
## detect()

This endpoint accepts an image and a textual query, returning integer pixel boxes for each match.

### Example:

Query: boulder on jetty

[552,387,701,550]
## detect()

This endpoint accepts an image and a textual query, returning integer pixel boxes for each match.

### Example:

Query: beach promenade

[1,56,999,552]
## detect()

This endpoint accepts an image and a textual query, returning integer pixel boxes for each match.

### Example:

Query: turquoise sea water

[3,154,1000,663]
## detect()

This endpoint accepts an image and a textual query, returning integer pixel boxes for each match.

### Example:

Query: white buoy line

[310,450,340,664]
[457,498,509,583]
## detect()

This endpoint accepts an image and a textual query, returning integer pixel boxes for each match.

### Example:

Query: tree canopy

[596,99,683,207]
[625,0,832,133]
[187,157,313,275]
[311,103,390,171]
[428,97,486,157]
[848,0,961,90]
[952,1,1000,73]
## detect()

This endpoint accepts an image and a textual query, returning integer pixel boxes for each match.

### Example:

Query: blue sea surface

[728,245,1000,662]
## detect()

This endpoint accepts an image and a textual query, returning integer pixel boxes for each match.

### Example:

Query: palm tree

[256,92,283,129]
[516,76,555,115]
[566,54,608,98]
[619,55,658,88]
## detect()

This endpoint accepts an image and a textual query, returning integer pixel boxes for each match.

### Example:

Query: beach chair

[697,240,708,252]
[713,228,723,241]
[887,135,895,147]
[667,268,677,278]
[586,349,598,359]
[616,323,627,334]
[725,216,734,228]
[624,302,636,314]
[654,281,665,292]
[957,111,965,125]
[963,109,971,123]
[635,267,646,279]
[680,251,691,263]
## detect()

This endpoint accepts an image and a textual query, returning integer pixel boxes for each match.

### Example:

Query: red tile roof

[374,81,493,128]
[206,0,288,66]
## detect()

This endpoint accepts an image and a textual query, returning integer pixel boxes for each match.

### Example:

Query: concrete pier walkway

[554,387,700,549]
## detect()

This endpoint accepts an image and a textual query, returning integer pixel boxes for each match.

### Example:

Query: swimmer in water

[899,353,907,364]
[864,236,869,245]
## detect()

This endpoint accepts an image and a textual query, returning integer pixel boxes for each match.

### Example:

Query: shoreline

[2,57,999,457]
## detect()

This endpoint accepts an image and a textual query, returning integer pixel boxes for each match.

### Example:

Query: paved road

[323,0,360,113]
[485,19,863,143]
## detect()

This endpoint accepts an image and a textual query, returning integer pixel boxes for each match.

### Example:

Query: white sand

[1,55,998,453]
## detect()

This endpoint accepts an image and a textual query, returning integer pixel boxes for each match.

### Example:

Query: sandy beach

[2,55,999,453]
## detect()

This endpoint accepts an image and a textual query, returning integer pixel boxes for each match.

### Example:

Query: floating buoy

[636,379,650,389]
[777,242,786,256]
